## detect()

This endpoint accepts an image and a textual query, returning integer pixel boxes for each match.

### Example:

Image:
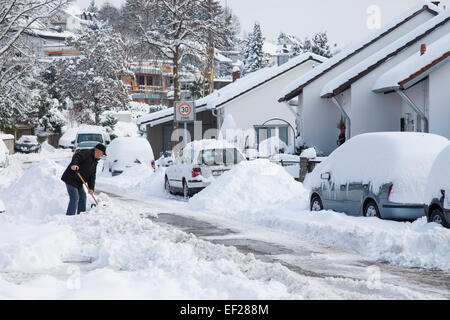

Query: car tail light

[151,161,155,170]
[192,167,201,178]
[388,184,393,200]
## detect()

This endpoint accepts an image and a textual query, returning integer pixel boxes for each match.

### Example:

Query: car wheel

[429,209,447,227]
[364,200,380,218]
[165,176,172,194]
[310,195,323,211]
[182,179,190,199]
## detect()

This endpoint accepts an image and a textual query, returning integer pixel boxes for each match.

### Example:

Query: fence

[269,157,326,182]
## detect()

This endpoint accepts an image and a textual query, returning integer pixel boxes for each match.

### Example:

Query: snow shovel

[76,171,98,207]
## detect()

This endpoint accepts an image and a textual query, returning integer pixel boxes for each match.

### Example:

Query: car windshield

[201,148,245,165]
[77,133,103,143]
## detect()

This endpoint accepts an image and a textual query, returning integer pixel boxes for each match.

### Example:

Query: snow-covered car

[155,151,173,168]
[14,135,41,153]
[0,139,9,169]
[58,127,78,149]
[306,132,450,221]
[0,199,5,213]
[424,145,450,228]
[74,126,110,152]
[165,139,246,198]
[103,137,155,176]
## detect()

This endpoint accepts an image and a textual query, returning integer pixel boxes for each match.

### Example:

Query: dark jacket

[61,149,99,190]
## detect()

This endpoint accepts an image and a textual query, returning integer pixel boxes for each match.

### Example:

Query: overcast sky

[74,0,448,47]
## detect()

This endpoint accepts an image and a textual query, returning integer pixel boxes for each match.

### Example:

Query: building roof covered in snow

[278,0,442,102]
[136,52,326,127]
[372,32,450,93]
[320,10,450,98]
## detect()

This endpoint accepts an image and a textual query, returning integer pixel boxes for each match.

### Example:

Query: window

[137,75,145,86]
[254,125,289,147]
[146,76,153,86]
[200,148,244,165]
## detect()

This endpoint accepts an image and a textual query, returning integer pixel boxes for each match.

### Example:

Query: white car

[74,125,110,152]
[165,139,246,198]
[103,137,155,176]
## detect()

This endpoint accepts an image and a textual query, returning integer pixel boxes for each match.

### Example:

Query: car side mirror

[320,172,330,180]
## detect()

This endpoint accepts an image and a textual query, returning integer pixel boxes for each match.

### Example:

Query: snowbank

[97,165,167,198]
[0,160,68,220]
[304,132,450,203]
[0,157,24,190]
[189,159,310,214]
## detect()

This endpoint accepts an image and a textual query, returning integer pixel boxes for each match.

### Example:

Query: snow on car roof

[106,137,154,161]
[304,132,450,204]
[183,139,237,153]
[17,135,38,144]
[76,125,105,134]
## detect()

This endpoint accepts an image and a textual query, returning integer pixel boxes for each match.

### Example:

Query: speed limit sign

[174,101,196,122]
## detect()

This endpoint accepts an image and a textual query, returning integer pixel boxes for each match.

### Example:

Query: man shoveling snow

[61,143,106,215]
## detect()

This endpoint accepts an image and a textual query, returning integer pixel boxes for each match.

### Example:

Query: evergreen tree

[242,22,265,76]
[311,32,332,58]
[87,0,99,13]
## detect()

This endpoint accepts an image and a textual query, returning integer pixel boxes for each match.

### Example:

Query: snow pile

[0,157,24,190]
[41,141,56,152]
[425,145,450,207]
[300,147,317,159]
[304,132,450,203]
[58,127,78,148]
[189,159,309,214]
[97,166,167,198]
[0,221,78,273]
[0,160,67,220]
[0,139,8,166]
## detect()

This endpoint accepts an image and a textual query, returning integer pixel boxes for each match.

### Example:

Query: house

[278,1,443,155]
[319,12,449,140]
[137,52,327,157]
[372,33,450,139]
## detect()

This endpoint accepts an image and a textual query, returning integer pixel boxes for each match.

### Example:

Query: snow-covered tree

[0,0,69,132]
[97,2,121,28]
[311,31,332,58]
[53,27,132,125]
[242,22,265,76]
[86,0,99,13]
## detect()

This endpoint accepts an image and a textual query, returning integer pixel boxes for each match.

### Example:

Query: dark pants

[66,184,86,215]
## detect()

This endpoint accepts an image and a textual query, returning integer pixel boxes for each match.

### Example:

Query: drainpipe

[395,89,428,133]
[211,107,221,131]
[331,96,351,139]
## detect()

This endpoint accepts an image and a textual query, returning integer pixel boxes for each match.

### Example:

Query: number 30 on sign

[174,101,196,122]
